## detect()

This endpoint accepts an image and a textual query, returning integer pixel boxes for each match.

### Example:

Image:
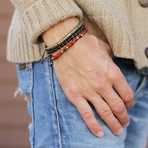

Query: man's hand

[42,18,134,138]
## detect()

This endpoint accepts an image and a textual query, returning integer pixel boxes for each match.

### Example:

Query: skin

[42,17,134,138]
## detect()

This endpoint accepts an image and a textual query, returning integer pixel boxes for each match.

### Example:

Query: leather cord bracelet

[49,28,87,61]
[45,21,83,51]
[41,22,86,63]
[47,25,85,54]
[41,21,86,63]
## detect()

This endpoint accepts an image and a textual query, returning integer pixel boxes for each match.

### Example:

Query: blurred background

[0,1,30,148]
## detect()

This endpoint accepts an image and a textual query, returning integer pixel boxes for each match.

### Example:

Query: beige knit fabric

[7,0,148,69]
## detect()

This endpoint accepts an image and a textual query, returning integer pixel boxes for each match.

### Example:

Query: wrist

[42,17,79,46]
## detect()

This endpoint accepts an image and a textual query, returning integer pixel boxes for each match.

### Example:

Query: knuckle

[124,90,134,103]
[114,103,125,114]
[109,65,122,81]
[66,87,82,99]
[91,97,100,105]
[96,82,106,91]
[81,110,92,119]
[95,74,106,91]
[99,107,111,118]
[84,85,92,94]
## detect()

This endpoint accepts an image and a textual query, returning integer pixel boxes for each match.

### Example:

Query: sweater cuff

[21,0,83,44]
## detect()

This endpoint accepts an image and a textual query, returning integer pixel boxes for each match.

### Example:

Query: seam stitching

[49,59,62,148]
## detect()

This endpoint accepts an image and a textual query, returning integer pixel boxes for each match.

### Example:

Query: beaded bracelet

[41,28,87,63]
[45,21,83,51]
[47,25,85,54]
[48,29,87,60]
[41,23,86,63]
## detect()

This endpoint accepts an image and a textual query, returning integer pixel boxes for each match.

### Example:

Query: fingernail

[123,122,129,128]
[96,131,104,138]
[116,128,124,136]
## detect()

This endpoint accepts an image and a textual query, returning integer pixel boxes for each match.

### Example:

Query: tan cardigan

[7,0,148,71]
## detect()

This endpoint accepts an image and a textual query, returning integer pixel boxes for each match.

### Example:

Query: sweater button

[139,0,148,7]
[145,47,148,58]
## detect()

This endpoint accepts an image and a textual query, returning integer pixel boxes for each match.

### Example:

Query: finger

[87,93,124,136]
[98,86,130,127]
[108,63,134,109]
[74,97,104,138]
[113,74,134,109]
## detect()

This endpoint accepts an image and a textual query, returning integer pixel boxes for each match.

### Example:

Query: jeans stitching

[49,59,62,148]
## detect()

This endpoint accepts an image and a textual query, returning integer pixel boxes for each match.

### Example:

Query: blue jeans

[16,57,148,148]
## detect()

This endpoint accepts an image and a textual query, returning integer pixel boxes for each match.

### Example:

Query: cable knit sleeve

[9,0,83,44]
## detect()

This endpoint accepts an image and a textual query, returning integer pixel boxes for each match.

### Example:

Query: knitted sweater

[8,0,148,70]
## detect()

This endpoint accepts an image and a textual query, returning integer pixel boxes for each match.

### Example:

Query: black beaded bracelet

[41,28,87,63]
[46,25,86,54]
[45,21,84,51]
[41,21,86,63]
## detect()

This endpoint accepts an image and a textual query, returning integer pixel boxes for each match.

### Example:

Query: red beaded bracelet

[41,25,86,64]
[49,29,87,60]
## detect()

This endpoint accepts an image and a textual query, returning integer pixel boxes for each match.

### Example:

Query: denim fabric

[16,58,148,148]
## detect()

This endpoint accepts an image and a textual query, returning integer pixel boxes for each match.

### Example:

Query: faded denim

[16,57,148,148]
